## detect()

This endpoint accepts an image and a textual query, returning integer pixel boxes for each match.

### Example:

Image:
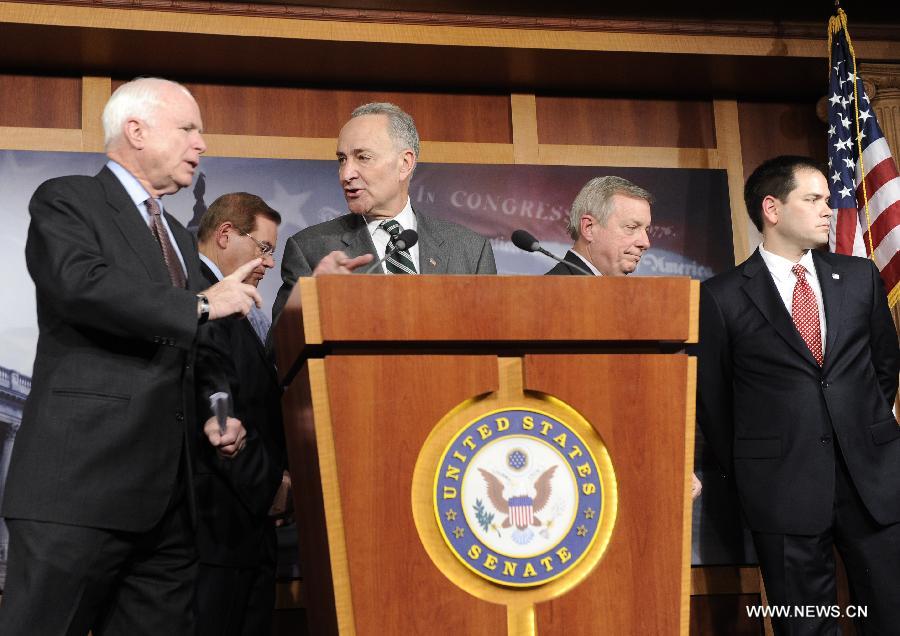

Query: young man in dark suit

[545,175,652,276]
[195,192,288,635]
[696,155,900,634]
[0,78,262,635]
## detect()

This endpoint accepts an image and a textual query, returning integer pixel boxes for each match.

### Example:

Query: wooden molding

[81,76,110,152]
[2,1,898,59]
[538,145,720,169]
[4,0,899,42]
[511,94,539,165]
[0,126,82,151]
[713,100,753,265]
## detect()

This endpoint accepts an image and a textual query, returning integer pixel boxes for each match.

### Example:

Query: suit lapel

[339,214,379,269]
[98,167,171,285]
[564,250,593,275]
[741,249,820,367]
[416,212,449,274]
[812,250,844,369]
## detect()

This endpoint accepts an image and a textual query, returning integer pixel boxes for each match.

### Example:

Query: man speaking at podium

[272,102,496,323]
[0,78,261,635]
[696,156,900,634]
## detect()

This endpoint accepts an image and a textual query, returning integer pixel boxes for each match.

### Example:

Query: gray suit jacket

[271,211,496,321]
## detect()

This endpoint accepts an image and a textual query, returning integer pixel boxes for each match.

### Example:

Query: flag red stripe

[857,156,899,204]
[877,249,900,300]
[862,199,900,254]
[834,208,858,255]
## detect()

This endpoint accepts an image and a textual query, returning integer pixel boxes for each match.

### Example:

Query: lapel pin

[429,258,437,267]
[832,273,840,279]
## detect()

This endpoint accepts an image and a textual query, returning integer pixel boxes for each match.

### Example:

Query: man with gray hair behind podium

[545,175,653,277]
[272,102,496,323]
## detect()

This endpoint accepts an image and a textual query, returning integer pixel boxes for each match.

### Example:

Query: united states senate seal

[434,407,605,587]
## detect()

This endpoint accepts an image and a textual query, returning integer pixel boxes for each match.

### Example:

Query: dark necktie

[145,198,186,288]
[380,219,417,274]
[791,264,823,366]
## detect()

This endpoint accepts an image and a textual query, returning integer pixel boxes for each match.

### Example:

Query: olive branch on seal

[473,499,498,535]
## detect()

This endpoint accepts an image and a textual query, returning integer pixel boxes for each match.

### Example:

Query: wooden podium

[274,275,698,636]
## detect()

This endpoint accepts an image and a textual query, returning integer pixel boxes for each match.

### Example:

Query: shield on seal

[507,495,535,528]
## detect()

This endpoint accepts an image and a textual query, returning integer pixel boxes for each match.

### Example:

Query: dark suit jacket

[544,249,594,275]
[3,167,206,532]
[194,263,285,567]
[272,210,497,322]
[696,248,900,535]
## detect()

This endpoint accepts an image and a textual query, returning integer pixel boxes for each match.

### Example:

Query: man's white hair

[102,77,193,149]
[566,176,654,240]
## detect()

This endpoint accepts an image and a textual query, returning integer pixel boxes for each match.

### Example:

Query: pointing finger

[227,258,263,281]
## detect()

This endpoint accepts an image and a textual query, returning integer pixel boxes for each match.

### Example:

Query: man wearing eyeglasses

[195,192,288,636]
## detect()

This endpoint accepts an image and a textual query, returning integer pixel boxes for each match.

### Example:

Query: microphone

[511,229,540,253]
[209,391,230,435]
[510,229,593,276]
[363,229,419,274]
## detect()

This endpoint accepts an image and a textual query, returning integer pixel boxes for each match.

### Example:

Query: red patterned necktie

[791,264,823,365]
[145,198,187,288]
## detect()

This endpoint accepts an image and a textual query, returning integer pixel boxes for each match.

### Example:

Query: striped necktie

[145,198,186,288]
[381,219,417,274]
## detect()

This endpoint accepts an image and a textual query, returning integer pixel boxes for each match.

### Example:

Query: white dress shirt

[758,245,827,353]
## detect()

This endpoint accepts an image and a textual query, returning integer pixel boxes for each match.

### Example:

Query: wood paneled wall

[109,80,514,143]
[0,74,81,128]
[738,101,828,180]
[5,67,818,265]
[0,4,869,634]
[536,97,717,149]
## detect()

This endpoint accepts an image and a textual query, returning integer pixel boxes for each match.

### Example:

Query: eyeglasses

[237,229,276,259]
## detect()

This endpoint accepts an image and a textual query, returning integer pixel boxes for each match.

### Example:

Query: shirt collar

[365,198,417,233]
[106,160,162,212]
[569,249,602,276]
[198,253,224,281]
[758,244,816,283]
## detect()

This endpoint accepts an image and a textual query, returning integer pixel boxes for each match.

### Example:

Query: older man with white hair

[546,175,653,276]
[0,77,261,635]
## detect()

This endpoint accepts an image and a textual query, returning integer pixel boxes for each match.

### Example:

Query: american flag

[827,10,900,307]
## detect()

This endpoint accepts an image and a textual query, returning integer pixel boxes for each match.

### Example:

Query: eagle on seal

[478,465,557,544]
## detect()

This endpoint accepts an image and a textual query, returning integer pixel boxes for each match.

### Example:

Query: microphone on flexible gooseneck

[363,229,419,274]
[511,229,593,276]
